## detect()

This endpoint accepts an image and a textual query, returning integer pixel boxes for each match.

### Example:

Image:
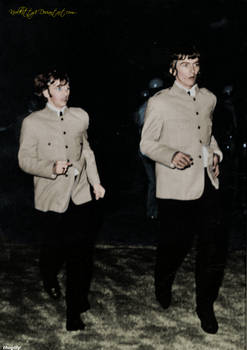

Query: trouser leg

[63,201,95,316]
[195,237,227,307]
[155,199,195,296]
[195,176,227,308]
[38,210,64,288]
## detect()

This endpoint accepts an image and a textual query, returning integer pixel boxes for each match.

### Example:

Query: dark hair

[169,44,200,76]
[34,69,70,97]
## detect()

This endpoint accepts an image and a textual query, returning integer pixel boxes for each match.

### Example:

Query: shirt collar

[175,81,197,97]
[46,103,67,116]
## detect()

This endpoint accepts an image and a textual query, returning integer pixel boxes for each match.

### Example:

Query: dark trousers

[38,200,95,315]
[155,174,228,307]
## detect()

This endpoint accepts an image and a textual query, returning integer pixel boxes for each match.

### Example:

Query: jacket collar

[171,82,199,97]
[42,105,68,119]
[46,103,67,116]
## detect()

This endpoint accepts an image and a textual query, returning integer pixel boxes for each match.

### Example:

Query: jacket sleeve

[140,98,178,167]
[208,95,223,161]
[82,130,100,186]
[18,117,56,179]
[209,135,223,161]
[73,111,100,186]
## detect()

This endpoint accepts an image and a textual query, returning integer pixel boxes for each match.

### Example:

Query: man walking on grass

[18,68,105,331]
[140,44,227,334]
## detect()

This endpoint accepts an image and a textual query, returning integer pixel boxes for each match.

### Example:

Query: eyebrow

[55,83,70,88]
[180,60,200,64]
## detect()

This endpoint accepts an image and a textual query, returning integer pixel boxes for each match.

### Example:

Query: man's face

[43,79,70,109]
[173,56,200,89]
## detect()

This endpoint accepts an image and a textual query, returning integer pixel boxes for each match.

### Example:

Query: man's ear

[169,67,176,76]
[42,89,49,99]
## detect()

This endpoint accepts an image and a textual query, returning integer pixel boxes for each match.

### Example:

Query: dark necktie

[187,91,191,96]
[59,111,63,117]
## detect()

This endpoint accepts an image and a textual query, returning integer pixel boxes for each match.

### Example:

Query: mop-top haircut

[34,69,70,98]
[169,44,200,76]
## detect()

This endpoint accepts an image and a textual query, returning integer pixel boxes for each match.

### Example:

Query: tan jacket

[18,106,100,212]
[140,83,223,200]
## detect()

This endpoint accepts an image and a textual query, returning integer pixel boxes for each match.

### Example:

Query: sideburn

[47,87,52,98]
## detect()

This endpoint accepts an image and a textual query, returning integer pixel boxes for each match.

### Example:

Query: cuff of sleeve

[213,151,223,162]
[170,151,179,169]
[90,176,101,187]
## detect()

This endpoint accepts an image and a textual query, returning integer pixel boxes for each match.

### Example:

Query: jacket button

[61,118,64,121]
[198,125,200,129]
[199,155,202,158]
[65,145,68,149]
[199,140,202,143]
[48,142,51,146]
[196,112,199,115]
[193,98,196,101]
[63,131,66,135]
[65,174,68,177]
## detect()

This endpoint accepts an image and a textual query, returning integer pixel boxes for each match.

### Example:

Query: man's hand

[212,154,220,177]
[53,161,72,175]
[172,152,193,169]
[93,184,105,200]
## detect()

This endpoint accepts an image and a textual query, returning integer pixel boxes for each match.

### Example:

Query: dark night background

[0,0,246,247]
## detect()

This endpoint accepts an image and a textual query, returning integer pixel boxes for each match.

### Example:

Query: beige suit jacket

[140,83,223,200]
[18,106,100,212]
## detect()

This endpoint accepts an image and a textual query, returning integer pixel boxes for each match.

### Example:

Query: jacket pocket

[38,139,63,160]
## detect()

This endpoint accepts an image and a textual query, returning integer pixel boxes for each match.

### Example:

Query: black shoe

[66,315,85,331]
[196,305,218,334]
[44,281,61,300]
[155,290,172,309]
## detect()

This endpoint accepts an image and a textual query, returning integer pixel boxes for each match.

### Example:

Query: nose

[189,64,196,74]
[63,89,70,98]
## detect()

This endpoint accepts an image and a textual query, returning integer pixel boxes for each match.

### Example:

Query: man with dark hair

[18,69,105,331]
[140,45,227,334]
[34,69,70,98]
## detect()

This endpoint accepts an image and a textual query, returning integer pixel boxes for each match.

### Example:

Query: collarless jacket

[140,83,223,200]
[18,106,100,212]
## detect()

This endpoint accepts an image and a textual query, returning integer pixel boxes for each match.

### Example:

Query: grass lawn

[0,244,245,350]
